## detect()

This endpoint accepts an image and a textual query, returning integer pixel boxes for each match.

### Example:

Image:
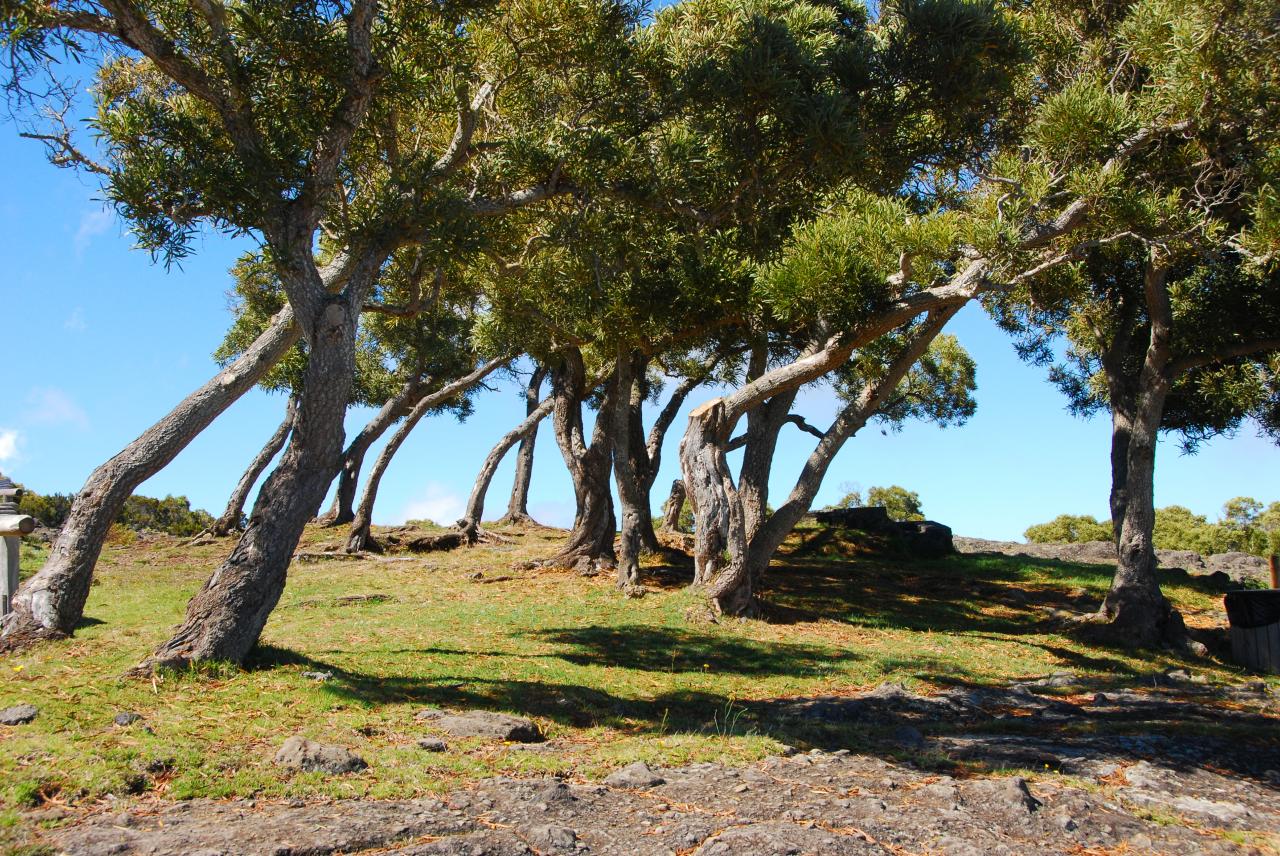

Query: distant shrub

[1025,514,1113,544]
[16,486,213,536]
[1026,499,1280,557]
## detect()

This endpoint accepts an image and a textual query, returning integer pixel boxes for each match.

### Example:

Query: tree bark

[1095,257,1187,647]
[458,393,554,541]
[498,366,547,525]
[347,356,512,552]
[1,302,303,649]
[679,398,751,611]
[143,290,367,671]
[741,311,956,587]
[319,376,424,527]
[661,480,688,532]
[612,350,649,590]
[739,390,799,548]
[208,395,299,538]
[548,350,617,569]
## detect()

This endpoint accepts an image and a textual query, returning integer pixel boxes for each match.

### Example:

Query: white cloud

[74,208,113,257]
[396,483,465,527]
[0,430,20,463]
[64,306,87,332]
[24,387,90,431]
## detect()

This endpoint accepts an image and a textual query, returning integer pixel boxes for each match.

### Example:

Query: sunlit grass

[0,522,1263,812]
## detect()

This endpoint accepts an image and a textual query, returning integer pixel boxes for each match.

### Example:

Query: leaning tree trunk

[457,393,554,542]
[740,310,956,587]
[739,390,799,548]
[319,376,424,527]
[346,400,431,553]
[660,480,688,532]
[142,293,366,671]
[208,395,299,537]
[347,356,511,552]
[547,351,616,569]
[2,304,302,650]
[498,366,547,525]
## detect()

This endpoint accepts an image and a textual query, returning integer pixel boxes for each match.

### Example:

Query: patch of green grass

[0,523,1267,815]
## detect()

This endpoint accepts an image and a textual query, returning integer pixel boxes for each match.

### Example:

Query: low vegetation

[0,524,1254,815]
[18,489,214,538]
[1027,498,1280,557]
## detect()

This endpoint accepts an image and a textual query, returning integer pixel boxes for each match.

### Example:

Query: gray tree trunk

[739,390,799,548]
[2,303,302,649]
[346,400,431,553]
[142,290,367,671]
[209,395,299,537]
[1095,259,1187,646]
[347,356,511,552]
[679,398,751,611]
[548,351,616,568]
[660,480,687,532]
[458,393,554,541]
[612,350,647,590]
[741,311,957,588]
[319,376,424,527]
[498,366,547,525]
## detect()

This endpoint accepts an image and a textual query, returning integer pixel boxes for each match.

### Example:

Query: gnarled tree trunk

[661,480,687,532]
[498,366,547,525]
[208,395,299,537]
[2,303,302,650]
[319,376,424,527]
[143,289,367,671]
[740,310,956,588]
[458,392,554,542]
[548,350,616,569]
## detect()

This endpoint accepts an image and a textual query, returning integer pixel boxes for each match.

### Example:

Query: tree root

[0,616,69,655]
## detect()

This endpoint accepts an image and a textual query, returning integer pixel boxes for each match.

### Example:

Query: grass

[0,521,1267,815]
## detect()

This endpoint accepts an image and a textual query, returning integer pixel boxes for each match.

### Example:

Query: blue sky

[2,126,1279,542]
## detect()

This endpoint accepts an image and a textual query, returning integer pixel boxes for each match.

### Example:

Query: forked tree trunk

[2,303,302,649]
[661,480,687,532]
[143,292,366,671]
[458,393,554,542]
[548,351,616,569]
[498,366,547,525]
[740,311,956,587]
[1095,258,1187,647]
[209,395,299,537]
[319,376,424,527]
[348,356,511,552]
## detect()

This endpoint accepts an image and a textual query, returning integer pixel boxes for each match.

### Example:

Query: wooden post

[1271,555,1279,590]
[0,474,34,617]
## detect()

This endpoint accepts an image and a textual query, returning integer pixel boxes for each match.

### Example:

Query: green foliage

[1026,499,1280,557]
[1025,514,1113,544]
[867,485,925,522]
[16,487,212,536]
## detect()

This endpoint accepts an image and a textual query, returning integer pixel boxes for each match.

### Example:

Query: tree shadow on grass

[527,624,848,677]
